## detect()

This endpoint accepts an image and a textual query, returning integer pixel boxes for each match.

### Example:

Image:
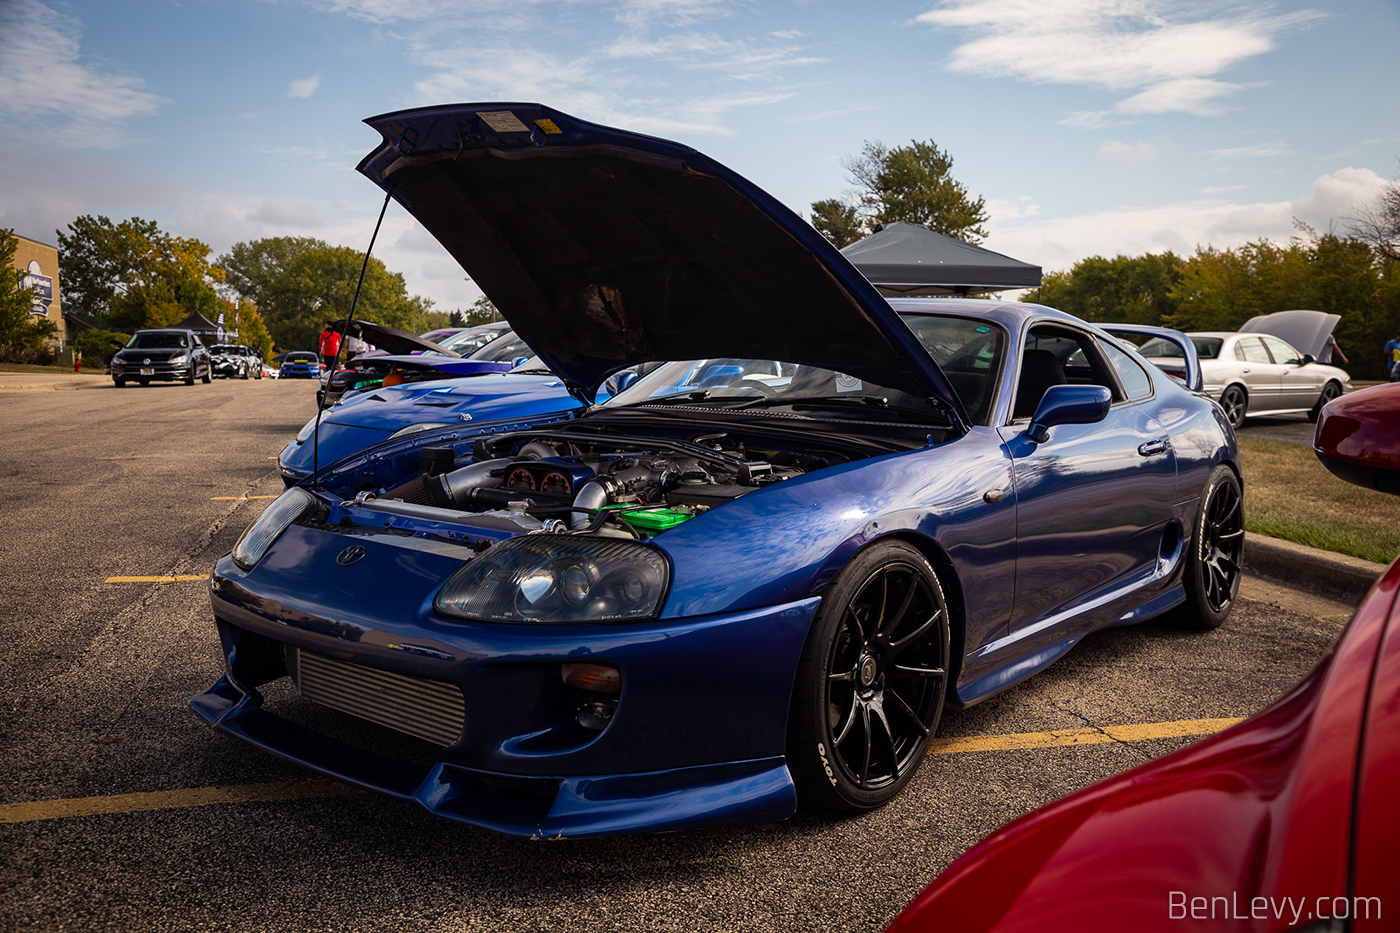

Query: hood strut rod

[312,187,394,489]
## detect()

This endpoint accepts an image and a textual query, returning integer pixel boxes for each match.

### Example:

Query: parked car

[437,322,511,356]
[1138,320,1350,428]
[419,327,470,344]
[279,352,322,379]
[111,328,212,387]
[315,319,525,407]
[191,102,1241,839]
[209,344,261,380]
[886,383,1400,933]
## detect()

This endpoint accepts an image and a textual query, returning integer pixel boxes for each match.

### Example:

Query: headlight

[294,415,322,444]
[231,487,317,570]
[435,535,669,624]
[388,422,453,440]
[169,354,189,364]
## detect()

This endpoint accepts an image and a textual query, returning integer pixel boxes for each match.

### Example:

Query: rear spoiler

[1097,324,1203,393]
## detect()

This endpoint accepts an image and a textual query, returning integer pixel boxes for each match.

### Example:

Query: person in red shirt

[318,328,342,369]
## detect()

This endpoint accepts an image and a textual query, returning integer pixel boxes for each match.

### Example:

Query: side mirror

[604,369,639,397]
[1301,354,1315,365]
[1026,385,1113,443]
[512,356,530,369]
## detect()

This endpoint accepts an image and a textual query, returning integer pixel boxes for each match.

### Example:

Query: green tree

[846,140,989,242]
[225,298,273,360]
[216,236,442,351]
[459,295,501,327]
[56,215,222,330]
[1031,253,1183,325]
[809,198,865,248]
[0,228,58,360]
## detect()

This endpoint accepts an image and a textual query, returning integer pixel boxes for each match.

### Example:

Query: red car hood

[888,560,1400,932]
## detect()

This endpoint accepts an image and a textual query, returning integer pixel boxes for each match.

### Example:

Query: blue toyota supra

[192,102,1241,838]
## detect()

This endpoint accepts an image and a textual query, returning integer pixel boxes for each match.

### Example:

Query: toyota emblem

[336,545,367,566]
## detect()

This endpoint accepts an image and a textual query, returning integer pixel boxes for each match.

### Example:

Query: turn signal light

[561,662,620,694]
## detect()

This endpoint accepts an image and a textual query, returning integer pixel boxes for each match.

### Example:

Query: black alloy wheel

[788,540,950,811]
[1219,385,1247,429]
[1176,465,1244,629]
[1309,381,1341,422]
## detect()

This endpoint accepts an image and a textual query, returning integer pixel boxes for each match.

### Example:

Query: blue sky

[2,0,1398,311]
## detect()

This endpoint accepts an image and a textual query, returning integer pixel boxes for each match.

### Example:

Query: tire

[241,365,250,380]
[1218,385,1247,430]
[787,540,950,812]
[1308,381,1342,423]
[114,379,126,388]
[138,379,150,387]
[201,365,212,384]
[1175,465,1244,629]
[184,370,195,386]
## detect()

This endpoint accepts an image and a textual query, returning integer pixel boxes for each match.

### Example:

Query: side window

[1260,336,1301,364]
[1238,337,1271,363]
[1013,325,1118,420]
[1234,342,1247,361]
[1101,342,1153,401]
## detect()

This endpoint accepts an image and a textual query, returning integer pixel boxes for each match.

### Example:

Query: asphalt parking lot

[0,379,1363,932]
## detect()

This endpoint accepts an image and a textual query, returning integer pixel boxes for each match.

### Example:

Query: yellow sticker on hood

[534,118,562,134]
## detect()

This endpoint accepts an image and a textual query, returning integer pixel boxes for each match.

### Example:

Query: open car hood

[1239,310,1338,359]
[325,319,461,359]
[355,102,966,425]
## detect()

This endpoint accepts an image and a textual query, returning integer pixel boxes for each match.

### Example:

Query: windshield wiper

[733,394,891,410]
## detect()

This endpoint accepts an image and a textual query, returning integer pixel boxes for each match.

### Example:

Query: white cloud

[1208,143,1293,159]
[915,0,1323,117]
[986,194,1040,221]
[1099,140,1159,163]
[986,167,1389,272]
[289,75,322,98]
[0,0,166,149]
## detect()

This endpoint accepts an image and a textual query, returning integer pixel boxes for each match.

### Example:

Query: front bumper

[112,362,195,382]
[191,535,817,837]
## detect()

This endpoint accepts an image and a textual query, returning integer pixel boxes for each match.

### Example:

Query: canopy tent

[841,222,1042,297]
[173,310,222,337]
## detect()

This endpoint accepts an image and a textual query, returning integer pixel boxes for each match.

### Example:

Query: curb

[1244,532,1388,602]
[0,375,112,391]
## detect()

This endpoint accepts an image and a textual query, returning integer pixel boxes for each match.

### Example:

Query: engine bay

[369,426,862,539]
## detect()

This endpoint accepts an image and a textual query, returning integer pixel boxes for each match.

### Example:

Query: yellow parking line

[928,717,1242,755]
[210,495,278,500]
[0,717,1245,825]
[0,780,363,825]
[104,575,208,583]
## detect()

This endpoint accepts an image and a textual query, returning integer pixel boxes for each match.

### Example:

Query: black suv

[111,329,213,387]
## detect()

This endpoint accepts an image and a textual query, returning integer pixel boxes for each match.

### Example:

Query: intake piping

[570,481,611,530]
[426,458,512,508]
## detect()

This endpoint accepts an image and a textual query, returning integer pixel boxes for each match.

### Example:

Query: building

[9,233,66,346]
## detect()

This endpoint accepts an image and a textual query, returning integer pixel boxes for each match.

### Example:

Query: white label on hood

[835,373,863,393]
[477,111,529,133]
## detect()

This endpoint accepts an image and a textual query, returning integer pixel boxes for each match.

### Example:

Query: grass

[0,362,67,373]
[1239,438,1400,565]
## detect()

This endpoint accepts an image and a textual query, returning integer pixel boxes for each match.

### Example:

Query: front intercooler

[288,647,466,747]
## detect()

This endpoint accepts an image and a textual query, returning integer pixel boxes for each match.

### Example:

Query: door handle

[1241,368,1251,373]
[1138,438,1169,456]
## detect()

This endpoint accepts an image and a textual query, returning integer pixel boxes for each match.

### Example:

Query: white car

[1140,315,1350,428]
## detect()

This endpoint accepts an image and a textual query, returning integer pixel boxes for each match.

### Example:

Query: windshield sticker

[534,118,562,135]
[834,373,863,393]
[976,326,990,333]
[476,111,529,133]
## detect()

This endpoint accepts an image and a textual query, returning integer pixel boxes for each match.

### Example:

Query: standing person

[1386,332,1400,382]
[318,327,342,370]
[1318,333,1348,366]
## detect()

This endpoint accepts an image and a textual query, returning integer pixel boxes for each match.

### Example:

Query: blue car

[193,103,1240,838]
[279,357,620,485]
[278,352,321,379]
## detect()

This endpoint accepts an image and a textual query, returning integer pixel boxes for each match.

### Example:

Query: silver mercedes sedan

[1140,327,1350,428]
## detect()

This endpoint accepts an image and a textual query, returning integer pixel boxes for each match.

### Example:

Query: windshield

[470,331,528,363]
[1191,337,1222,360]
[127,332,187,349]
[441,326,506,355]
[603,313,1002,425]
[285,353,318,363]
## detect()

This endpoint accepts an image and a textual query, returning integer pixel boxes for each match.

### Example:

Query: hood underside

[325,319,462,359]
[1239,310,1339,359]
[355,102,965,422]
